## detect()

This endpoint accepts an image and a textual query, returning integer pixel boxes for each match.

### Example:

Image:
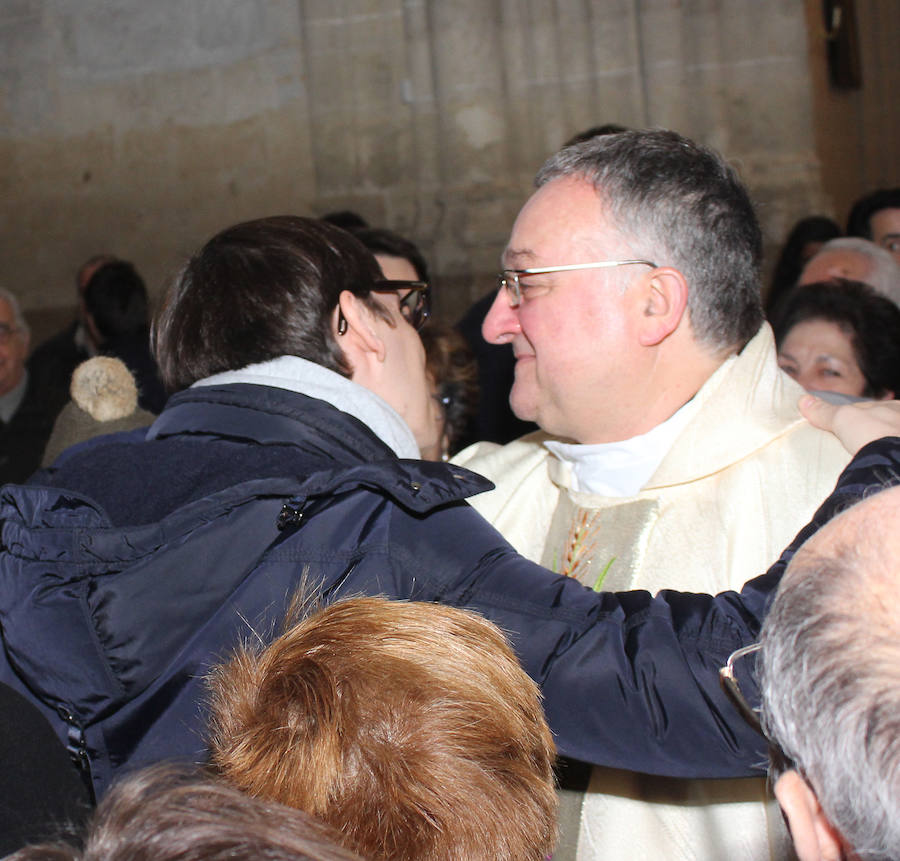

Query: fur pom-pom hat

[41,357,156,467]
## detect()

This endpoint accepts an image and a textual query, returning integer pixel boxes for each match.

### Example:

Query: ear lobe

[636,267,689,347]
[336,291,386,363]
[774,770,846,861]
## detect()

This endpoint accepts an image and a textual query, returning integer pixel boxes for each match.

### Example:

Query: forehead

[505,176,614,265]
[803,249,872,280]
[781,318,854,354]
[870,207,900,235]
[375,254,419,282]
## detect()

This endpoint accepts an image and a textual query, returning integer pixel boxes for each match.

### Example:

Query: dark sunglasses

[337,280,430,336]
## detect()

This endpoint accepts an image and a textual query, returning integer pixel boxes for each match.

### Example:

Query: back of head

[767,215,842,316]
[349,226,429,282]
[562,123,629,147]
[846,188,900,238]
[8,766,362,861]
[153,216,384,392]
[772,278,900,398]
[84,262,149,341]
[536,128,763,352]
[760,489,900,860]
[207,597,557,861]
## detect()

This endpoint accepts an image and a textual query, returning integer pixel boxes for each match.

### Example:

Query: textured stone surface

[1,0,897,337]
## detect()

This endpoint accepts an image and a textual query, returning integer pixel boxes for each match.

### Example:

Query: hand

[799,394,900,454]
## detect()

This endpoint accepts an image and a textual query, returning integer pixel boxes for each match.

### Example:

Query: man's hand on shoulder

[800,394,900,454]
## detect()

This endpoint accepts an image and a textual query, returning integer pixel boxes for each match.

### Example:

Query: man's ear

[635,266,689,347]
[774,770,846,861]
[335,290,386,366]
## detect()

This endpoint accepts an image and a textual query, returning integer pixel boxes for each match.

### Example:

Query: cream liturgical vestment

[454,325,851,861]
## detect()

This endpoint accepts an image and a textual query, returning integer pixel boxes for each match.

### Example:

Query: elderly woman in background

[773,279,900,400]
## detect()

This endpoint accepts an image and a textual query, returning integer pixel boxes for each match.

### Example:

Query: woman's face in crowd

[777,318,868,397]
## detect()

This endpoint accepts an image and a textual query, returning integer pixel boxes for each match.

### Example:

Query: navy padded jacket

[0,383,896,797]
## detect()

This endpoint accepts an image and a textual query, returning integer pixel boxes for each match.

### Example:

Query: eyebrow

[501,248,539,268]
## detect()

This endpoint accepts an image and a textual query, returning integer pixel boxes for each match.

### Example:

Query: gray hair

[807,237,900,305]
[760,544,900,860]
[535,129,763,352]
[0,287,30,337]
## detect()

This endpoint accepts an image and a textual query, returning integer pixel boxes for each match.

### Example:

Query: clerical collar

[0,370,28,424]
[544,396,701,497]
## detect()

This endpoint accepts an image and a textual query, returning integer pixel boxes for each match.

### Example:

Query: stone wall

[1,0,896,341]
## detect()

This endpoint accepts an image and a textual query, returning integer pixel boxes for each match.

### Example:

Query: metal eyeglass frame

[0,324,23,345]
[497,260,657,307]
[719,642,796,779]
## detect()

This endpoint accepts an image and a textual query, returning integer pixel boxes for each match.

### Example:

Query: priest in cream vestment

[453,130,852,860]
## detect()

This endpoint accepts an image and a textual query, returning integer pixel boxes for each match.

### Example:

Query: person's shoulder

[452,430,554,477]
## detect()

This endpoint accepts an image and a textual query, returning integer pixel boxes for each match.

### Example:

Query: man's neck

[546,394,703,496]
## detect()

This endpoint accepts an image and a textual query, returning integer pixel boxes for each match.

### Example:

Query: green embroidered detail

[592,556,617,591]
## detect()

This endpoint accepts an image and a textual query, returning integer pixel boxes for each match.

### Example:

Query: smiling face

[777,318,868,397]
[0,298,29,397]
[482,176,651,444]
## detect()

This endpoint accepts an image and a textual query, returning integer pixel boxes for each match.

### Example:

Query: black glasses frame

[337,280,430,336]
[372,279,430,331]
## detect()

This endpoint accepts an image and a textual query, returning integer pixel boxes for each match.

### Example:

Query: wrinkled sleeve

[392,438,900,779]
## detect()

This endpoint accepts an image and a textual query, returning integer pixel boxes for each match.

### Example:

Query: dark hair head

[420,324,478,455]
[349,227,429,282]
[153,216,386,392]
[766,216,842,316]
[562,123,629,148]
[537,128,764,352]
[772,278,900,398]
[6,765,363,861]
[84,261,149,341]
[846,188,900,238]
[319,211,369,232]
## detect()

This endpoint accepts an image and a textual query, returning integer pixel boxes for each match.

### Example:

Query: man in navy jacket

[0,215,896,801]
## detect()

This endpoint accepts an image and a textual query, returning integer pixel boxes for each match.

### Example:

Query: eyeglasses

[0,324,22,345]
[497,260,656,308]
[719,642,795,778]
[336,280,430,336]
[372,279,430,331]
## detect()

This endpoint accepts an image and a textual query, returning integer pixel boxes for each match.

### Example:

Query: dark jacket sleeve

[389,438,900,779]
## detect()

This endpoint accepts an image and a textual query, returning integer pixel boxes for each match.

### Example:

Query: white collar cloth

[192,355,420,459]
[543,385,709,497]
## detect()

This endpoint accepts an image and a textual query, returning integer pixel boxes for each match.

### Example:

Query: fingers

[798,394,838,431]
[799,395,900,455]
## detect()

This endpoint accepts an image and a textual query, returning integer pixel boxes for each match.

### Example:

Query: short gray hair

[807,237,900,305]
[0,287,29,337]
[760,544,900,860]
[535,129,763,352]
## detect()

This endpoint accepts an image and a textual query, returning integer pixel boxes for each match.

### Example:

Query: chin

[509,391,539,425]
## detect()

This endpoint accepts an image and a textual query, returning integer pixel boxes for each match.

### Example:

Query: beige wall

[1,0,897,342]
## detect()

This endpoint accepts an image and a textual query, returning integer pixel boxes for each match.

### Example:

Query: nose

[482,288,520,345]
[789,367,815,392]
